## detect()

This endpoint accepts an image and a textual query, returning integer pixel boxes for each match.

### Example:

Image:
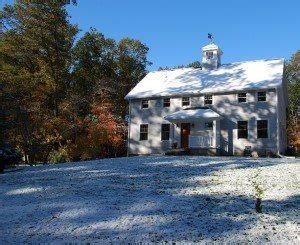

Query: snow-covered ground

[1,156,299,244]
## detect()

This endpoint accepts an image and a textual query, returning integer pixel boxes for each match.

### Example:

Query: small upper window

[238,93,247,103]
[141,100,149,109]
[257,91,266,102]
[204,95,213,105]
[206,51,213,60]
[205,122,213,129]
[161,124,170,140]
[182,97,190,106]
[257,120,268,138]
[140,124,148,140]
[163,98,170,107]
[237,121,248,139]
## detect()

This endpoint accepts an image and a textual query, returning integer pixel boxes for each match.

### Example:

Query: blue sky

[1,0,300,71]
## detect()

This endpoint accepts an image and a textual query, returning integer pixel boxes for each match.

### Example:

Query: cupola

[201,35,223,69]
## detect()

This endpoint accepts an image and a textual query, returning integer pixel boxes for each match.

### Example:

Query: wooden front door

[181,123,191,149]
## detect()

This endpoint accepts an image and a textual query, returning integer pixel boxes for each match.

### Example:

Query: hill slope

[1,156,299,243]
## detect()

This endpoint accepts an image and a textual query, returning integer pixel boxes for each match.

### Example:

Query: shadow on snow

[0,156,299,242]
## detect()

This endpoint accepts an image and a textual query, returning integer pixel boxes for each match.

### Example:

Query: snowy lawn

[0,156,299,243]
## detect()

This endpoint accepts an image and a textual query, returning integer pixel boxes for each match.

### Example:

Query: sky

[1,0,300,71]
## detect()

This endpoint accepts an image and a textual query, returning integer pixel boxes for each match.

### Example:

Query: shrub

[47,147,71,163]
[254,182,264,213]
[251,169,265,213]
[0,145,22,172]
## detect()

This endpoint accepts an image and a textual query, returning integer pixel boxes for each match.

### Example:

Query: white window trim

[236,92,247,103]
[204,94,214,105]
[161,123,171,141]
[141,99,149,109]
[204,121,213,129]
[256,119,269,139]
[256,91,267,103]
[139,124,149,141]
[182,97,190,107]
[162,97,171,108]
[237,120,248,139]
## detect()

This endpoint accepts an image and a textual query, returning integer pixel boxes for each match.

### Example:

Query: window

[204,95,213,105]
[140,124,148,140]
[238,93,247,103]
[182,97,190,106]
[141,100,149,109]
[257,91,266,102]
[205,122,213,129]
[257,120,268,138]
[237,121,248,139]
[161,124,170,140]
[206,51,213,60]
[163,98,170,107]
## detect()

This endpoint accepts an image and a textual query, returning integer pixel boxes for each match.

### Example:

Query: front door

[181,123,191,149]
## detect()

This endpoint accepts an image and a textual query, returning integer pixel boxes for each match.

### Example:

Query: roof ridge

[151,58,284,74]
[151,67,194,74]
[221,58,284,66]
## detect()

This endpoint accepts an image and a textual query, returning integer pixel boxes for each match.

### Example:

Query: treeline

[285,51,300,152]
[0,1,299,164]
[0,1,151,163]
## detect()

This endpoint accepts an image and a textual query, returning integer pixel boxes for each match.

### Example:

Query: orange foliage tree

[70,103,126,160]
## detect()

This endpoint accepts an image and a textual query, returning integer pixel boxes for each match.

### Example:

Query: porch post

[213,120,216,148]
[172,123,175,145]
[213,120,220,148]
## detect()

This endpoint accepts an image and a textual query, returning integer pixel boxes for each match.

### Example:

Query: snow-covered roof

[125,58,284,100]
[202,43,220,52]
[164,108,221,123]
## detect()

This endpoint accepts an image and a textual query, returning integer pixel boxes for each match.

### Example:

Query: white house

[125,41,287,156]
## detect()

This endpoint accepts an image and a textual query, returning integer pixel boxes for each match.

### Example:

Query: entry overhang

[164,108,221,123]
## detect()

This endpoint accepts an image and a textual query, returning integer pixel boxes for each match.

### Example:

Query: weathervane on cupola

[208,33,214,43]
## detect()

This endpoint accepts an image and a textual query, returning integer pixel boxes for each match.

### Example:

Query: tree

[114,38,151,118]
[73,31,151,119]
[0,1,78,162]
[285,50,300,152]
[0,78,5,148]
[157,60,202,71]
[1,1,150,163]
[187,61,202,69]
[69,103,126,160]
[72,29,117,116]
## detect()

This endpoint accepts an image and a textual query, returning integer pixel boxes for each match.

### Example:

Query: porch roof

[164,108,221,123]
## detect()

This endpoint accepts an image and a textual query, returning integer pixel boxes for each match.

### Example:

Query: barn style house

[125,41,287,156]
